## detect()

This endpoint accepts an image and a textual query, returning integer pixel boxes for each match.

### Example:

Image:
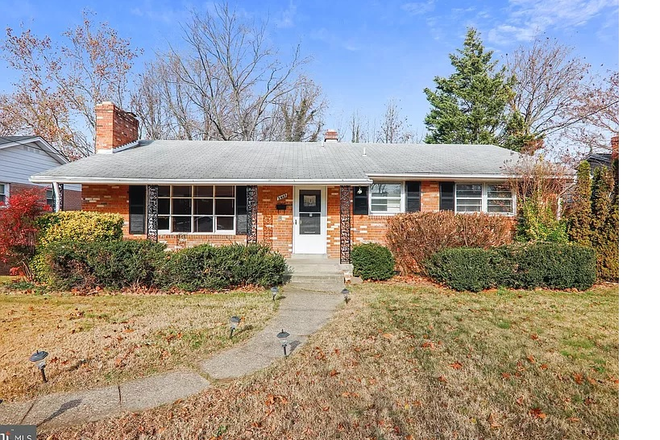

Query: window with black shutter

[440,182,455,211]
[353,186,368,215]
[236,186,248,234]
[129,185,146,234]
[405,181,421,212]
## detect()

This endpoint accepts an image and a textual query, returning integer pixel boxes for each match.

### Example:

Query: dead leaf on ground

[529,407,546,419]
[515,396,524,405]
[449,362,463,370]
[573,373,584,385]
[488,413,501,429]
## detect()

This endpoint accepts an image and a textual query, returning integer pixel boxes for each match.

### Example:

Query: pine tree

[424,27,514,147]
[567,161,593,245]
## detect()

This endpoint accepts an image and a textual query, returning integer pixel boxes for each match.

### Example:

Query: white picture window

[456,184,483,212]
[369,183,403,214]
[0,183,7,205]
[486,184,513,214]
[157,186,236,233]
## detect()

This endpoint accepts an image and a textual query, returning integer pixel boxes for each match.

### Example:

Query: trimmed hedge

[425,243,596,292]
[37,211,124,245]
[32,241,286,292]
[158,243,287,291]
[352,243,395,281]
[33,240,166,290]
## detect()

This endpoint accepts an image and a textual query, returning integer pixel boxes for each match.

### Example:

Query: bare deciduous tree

[376,99,413,143]
[505,37,591,153]
[275,76,327,142]
[0,10,141,159]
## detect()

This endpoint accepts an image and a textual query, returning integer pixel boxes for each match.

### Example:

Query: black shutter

[440,182,455,211]
[353,186,368,215]
[406,181,421,212]
[236,186,248,234]
[129,185,146,234]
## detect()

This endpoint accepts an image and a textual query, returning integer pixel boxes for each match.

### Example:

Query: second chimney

[95,101,139,154]
[324,129,339,143]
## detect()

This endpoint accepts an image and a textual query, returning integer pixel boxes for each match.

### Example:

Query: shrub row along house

[30,102,522,263]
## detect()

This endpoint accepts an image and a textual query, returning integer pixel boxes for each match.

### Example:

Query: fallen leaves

[529,407,547,419]
[264,394,288,406]
[449,361,463,370]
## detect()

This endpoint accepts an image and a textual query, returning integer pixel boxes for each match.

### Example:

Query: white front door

[293,187,327,254]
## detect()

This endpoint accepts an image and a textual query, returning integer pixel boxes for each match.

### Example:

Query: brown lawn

[0,286,277,402]
[43,281,619,440]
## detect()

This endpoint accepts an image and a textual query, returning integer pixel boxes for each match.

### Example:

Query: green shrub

[425,248,495,292]
[352,243,395,281]
[36,211,124,245]
[425,243,596,292]
[33,240,166,290]
[158,243,286,291]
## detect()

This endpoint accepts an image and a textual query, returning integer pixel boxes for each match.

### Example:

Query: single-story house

[1,135,81,210]
[30,102,522,263]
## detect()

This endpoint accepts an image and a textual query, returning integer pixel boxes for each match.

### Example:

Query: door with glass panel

[293,187,326,254]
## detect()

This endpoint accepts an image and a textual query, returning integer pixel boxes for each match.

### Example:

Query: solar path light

[341,288,350,304]
[276,329,290,357]
[229,316,241,339]
[271,286,279,301]
[29,350,49,383]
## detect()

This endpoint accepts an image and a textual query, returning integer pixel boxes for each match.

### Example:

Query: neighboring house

[30,102,522,263]
[0,135,81,210]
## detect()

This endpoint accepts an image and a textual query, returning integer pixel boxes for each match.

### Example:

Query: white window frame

[368,182,405,215]
[0,183,8,205]
[157,185,237,234]
[455,182,515,215]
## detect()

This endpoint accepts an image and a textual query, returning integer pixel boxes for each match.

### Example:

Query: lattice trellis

[147,185,159,242]
[340,185,352,264]
[247,186,258,244]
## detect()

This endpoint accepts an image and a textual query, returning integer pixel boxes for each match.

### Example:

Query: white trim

[368,173,516,180]
[0,136,68,164]
[368,181,405,215]
[0,182,8,205]
[293,186,327,254]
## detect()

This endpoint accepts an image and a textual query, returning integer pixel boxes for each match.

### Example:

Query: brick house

[30,102,521,263]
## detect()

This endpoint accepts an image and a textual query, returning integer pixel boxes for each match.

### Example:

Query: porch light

[271,286,279,301]
[357,187,363,194]
[276,329,290,357]
[29,350,49,383]
[341,288,350,304]
[229,316,241,339]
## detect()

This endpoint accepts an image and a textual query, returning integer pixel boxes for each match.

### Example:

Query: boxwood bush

[157,243,286,291]
[352,243,395,281]
[36,211,124,245]
[425,243,596,292]
[33,239,166,290]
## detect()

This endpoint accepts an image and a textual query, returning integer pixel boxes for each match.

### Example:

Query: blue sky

[0,0,619,138]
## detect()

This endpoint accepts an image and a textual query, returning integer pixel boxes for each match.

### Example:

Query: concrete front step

[285,255,347,292]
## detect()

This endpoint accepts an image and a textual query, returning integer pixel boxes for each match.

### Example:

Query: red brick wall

[326,186,341,259]
[95,102,139,152]
[82,184,131,235]
[257,186,293,257]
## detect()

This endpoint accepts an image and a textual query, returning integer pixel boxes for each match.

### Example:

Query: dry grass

[0,288,277,402]
[44,282,618,440]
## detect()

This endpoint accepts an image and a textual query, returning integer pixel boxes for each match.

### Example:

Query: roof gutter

[367,173,518,181]
[29,176,374,186]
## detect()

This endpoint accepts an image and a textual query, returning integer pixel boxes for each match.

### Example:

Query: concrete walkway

[0,288,344,430]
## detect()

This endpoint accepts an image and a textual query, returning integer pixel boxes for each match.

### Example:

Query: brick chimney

[611,134,619,160]
[324,129,339,143]
[95,101,139,154]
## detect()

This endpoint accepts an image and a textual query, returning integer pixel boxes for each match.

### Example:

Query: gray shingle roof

[30,140,522,184]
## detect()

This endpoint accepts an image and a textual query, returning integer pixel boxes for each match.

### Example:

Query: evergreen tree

[424,27,514,147]
[590,166,617,281]
[567,161,593,245]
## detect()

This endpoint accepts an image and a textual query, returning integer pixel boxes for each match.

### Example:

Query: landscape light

[29,350,49,383]
[271,286,279,301]
[341,288,350,304]
[229,316,241,338]
[276,329,290,357]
